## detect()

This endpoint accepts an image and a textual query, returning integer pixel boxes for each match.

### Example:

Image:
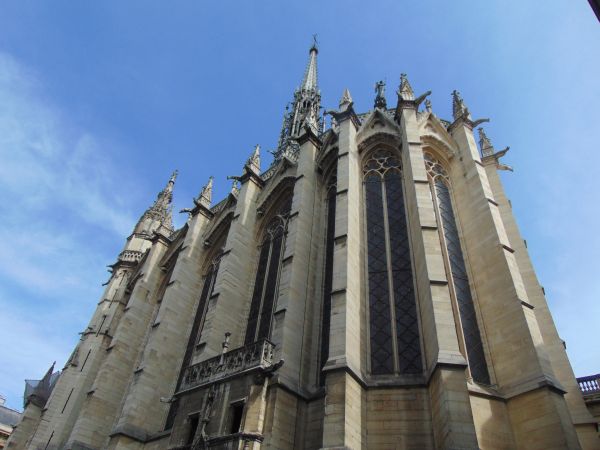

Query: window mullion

[254,239,273,343]
[381,174,399,374]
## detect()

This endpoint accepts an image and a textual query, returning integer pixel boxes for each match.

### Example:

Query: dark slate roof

[0,404,21,427]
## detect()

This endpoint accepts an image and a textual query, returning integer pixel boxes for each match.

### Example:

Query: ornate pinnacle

[398,73,415,101]
[478,128,494,157]
[374,80,387,109]
[245,144,261,174]
[151,170,177,224]
[195,176,214,208]
[452,90,470,121]
[339,88,353,111]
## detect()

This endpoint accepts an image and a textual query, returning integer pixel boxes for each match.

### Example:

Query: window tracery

[424,152,490,384]
[244,197,292,345]
[363,149,422,375]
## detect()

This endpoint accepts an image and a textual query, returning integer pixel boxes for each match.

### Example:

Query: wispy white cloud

[0,51,140,409]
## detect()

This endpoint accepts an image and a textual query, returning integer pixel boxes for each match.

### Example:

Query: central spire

[274,39,322,160]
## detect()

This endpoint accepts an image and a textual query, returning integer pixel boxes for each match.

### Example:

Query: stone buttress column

[321,105,364,449]
[482,146,598,449]
[196,171,262,357]
[64,229,171,449]
[448,106,582,449]
[264,127,321,448]
[106,207,214,449]
[396,89,479,449]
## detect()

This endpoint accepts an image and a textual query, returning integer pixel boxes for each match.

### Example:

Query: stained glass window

[424,152,491,384]
[320,167,337,384]
[363,149,422,375]
[244,197,292,345]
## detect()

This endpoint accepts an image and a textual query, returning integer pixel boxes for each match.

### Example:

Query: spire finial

[398,73,415,101]
[311,34,318,53]
[374,80,387,109]
[478,128,495,157]
[301,38,319,91]
[452,90,470,120]
[195,176,214,208]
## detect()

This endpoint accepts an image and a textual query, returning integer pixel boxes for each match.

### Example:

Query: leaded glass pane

[244,197,292,344]
[244,243,270,345]
[435,179,490,384]
[365,172,394,375]
[320,179,337,385]
[257,230,283,340]
[385,171,422,374]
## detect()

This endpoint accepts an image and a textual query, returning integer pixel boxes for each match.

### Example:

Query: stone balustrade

[577,373,600,395]
[170,431,263,450]
[179,339,275,392]
[118,250,144,263]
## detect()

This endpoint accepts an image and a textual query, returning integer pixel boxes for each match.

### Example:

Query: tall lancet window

[424,152,491,384]
[363,149,422,375]
[244,197,292,345]
[166,242,225,430]
[320,165,337,384]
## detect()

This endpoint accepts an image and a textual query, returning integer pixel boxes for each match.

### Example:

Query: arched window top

[261,197,292,243]
[424,152,449,182]
[363,149,402,178]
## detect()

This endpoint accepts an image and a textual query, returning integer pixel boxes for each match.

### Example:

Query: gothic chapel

[8,43,599,450]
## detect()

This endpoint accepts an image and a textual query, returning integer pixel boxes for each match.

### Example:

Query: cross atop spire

[301,36,319,92]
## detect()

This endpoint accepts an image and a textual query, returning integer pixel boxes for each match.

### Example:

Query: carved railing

[118,250,144,264]
[170,432,263,450]
[577,374,600,395]
[180,339,275,392]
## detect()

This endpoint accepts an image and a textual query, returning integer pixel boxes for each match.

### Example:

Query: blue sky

[0,1,598,411]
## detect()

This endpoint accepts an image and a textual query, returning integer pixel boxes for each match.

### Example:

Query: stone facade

[7,44,599,450]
